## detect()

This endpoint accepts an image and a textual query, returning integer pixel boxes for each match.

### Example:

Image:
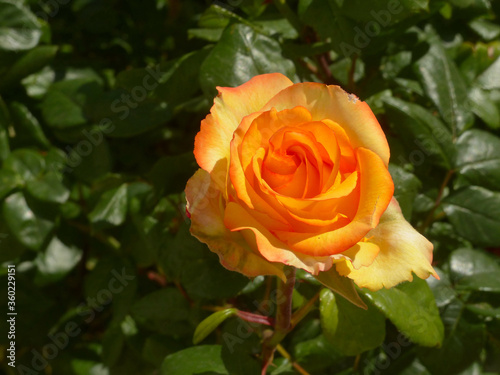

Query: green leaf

[457,272,500,293]
[321,289,385,356]
[147,152,197,196]
[161,223,248,300]
[414,37,473,134]
[150,48,211,106]
[71,137,113,182]
[132,288,189,323]
[419,299,486,374]
[83,256,137,323]
[448,248,500,282]
[467,87,500,129]
[361,277,444,347]
[26,171,70,204]
[0,0,41,51]
[476,56,500,90]
[313,267,367,309]
[426,268,456,308]
[9,101,51,148]
[0,46,58,91]
[389,164,422,220]
[2,191,54,250]
[3,148,45,182]
[469,18,500,41]
[0,169,22,200]
[161,345,228,375]
[193,308,237,345]
[293,334,340,373]
[41,78,102,129]
[384,97,455,168]
[0,96,10,160]
[88,183,128,228]
[199,23,295,97]
[319,289,339,341]
[455,129,500,190]
[34,236,83,286]
[220,318,262,375]
[442,186,500,247]
[87,89,171,138]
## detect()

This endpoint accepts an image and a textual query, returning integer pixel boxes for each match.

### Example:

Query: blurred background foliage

[0,0,500,374]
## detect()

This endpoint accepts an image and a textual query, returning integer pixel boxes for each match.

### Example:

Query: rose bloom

[185,73,437,291]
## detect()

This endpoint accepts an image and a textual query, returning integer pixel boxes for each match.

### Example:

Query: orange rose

[185,73,437,291]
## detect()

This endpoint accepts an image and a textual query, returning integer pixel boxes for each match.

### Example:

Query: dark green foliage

[1,1,500,374]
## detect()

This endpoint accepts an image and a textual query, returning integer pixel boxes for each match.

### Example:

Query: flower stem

[261,266,296,374]
[276,344,311,375]
[419,169,454,232]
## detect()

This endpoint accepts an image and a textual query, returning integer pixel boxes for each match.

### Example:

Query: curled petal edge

[336,197,439,291]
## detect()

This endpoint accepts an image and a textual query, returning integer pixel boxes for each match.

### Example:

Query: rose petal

[195,73,293,192]
[224,202,345,275]
[273,147,393,256]
[262,83,390,166]
[185,169,285,279]
[336,198,438,291]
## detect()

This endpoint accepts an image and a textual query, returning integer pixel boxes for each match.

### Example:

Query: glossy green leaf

[26,172,70,204]
[319,289,339,341]
[161,345,228,375]
[469,18,500,41]
[448,248,500,282]
[293,334,340,373]
[88,184,128,228]
[193,308,237,345]
[455,129,500,190]
[199,23,295,97]
[426,268,456,308]
[442,186,500,247]
[361,277,444,347]
[0,169,22,200]
[476,56,500,90]
[322,290,385,356]
[0,46,58,91]
[384,96,455,168]
[389,164,422,220]
[2,192,54,250]
[3,148,45,182]
[419,299,486,374]
[9,101,51,148]
[414,37,473,134]
[87,89,171,138]
[457,272,500,293]
[41,78,101,129]
[468,87,500,129]
[34,236,83,285]
[150,48,211,106]
[0,0,41,51]
[313,267,367,309]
